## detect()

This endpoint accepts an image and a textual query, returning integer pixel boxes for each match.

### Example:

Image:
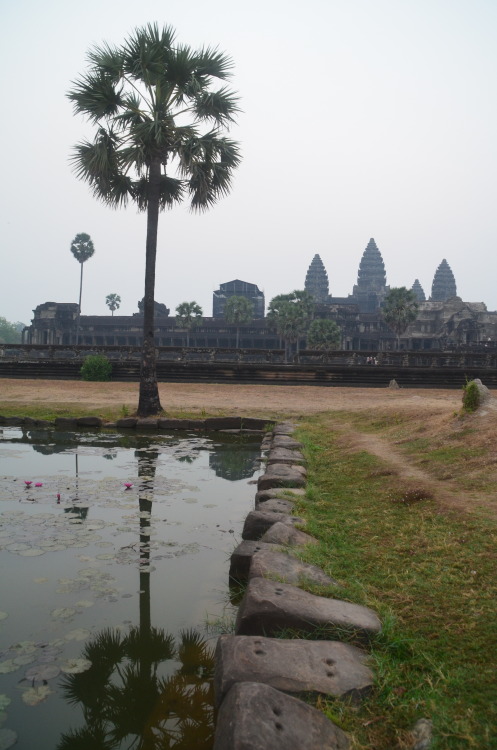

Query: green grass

[291,416,497,749]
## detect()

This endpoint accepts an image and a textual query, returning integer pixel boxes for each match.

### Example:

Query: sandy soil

[0,378,464,416]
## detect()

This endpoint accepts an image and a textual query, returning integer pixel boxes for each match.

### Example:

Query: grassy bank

[292,414,497,749]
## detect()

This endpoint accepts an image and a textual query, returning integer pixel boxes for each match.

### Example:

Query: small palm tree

[268,290,314,361]
[224,295,253,347]
[68,23,240,416]
[105,293,121,316]
[70,232,95,344]
[175,301,203,346]
[382,287,419,350]
[307,318,341,350]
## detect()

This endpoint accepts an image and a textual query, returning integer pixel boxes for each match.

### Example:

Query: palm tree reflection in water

[57,448,216,749]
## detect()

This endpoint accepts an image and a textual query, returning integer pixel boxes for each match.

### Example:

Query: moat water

[0,426,262,749]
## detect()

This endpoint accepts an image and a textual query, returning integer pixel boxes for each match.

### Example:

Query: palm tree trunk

[76,262,83,345]
[138,156,163,417]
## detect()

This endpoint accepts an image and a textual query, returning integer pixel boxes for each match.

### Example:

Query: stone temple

[22,238,497,351]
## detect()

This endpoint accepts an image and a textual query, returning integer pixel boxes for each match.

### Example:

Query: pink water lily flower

[24,481,33,486]
[124,483,134,490]
[35,483,43,487]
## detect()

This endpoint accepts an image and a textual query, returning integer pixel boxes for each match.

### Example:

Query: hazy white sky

[1,0,496,325]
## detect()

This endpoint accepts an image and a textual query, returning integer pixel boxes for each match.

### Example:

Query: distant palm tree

[105,293,121,316]
[268,290,314,361]
[175,301,203,346]
[68,23,240,416]
[307,318,341,350]
[224,295,253,347]
[382,287,419,350]
[70,232,95,344]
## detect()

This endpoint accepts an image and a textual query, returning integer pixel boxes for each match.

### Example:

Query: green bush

[80,354,112,382]
[462,379,480,412]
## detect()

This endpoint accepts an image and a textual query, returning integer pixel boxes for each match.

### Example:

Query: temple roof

[304,254,329,303]
[355,238,387,293]
[430,259,457,301]
[411,279,426,302]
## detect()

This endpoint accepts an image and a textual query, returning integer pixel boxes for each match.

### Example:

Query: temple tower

[430,259,457,301]
[304,254,329,303]
[351,238,388,311]
[411,279,426,302]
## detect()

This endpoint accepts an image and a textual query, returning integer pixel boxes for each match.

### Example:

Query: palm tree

[307,318,341,350]
[67,23,240,416]
[70,232,95,344]
[105,293,121,316]
[224,295,253,347]
[382,287,419,350]
[267,290,314,361]
[175,301,203,346]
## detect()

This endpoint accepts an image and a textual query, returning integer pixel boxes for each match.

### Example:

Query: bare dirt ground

[2,379,496,518]
[0,378,464,416]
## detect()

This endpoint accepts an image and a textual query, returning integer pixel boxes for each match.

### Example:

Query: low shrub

[462,379,480,412]
[80,354,112,382]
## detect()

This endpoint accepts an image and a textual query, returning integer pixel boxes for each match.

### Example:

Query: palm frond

[67,72,123,124]
[194,46,234,79]
[193,86,240,125]
[134,174,185,211]
[122,23,175,86]
[86,41,123,82]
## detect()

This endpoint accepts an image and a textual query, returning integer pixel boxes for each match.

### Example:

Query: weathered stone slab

[116,418,138,428]
[213,681,349,750]
[23,417,52,427]
[271,435,304,450]
[261,522,317,547]
[267,447,306,466]
[273,422,297,436]
[241,417,270,430]
[235,578,381,638]
[77,416,103,427]
[254,498,295,514]
[204,416,242,430]
[258,465,306,491]
[214,635,373,706]
[136,418,159,429]
[242,511,305,541]
[256,488,306,504]
[54,417,78,429]
[249,549,339,588]
[230,541,285,583]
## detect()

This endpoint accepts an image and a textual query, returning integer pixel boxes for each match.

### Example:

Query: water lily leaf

[25,664,60,681]
[33,577,48,584]
[21,685,52,706]
[50,608,76,620]
[59,658,91,674]
[0,728,17,749]
[18,548,45,557]
[0,696,11,710]
[96,554,114,560]
[12,642,37,655]
[0,613,7,622]
[0,661,18,675]
[74,600,93,609]
[64,628,91,641]
[13,654,36,667]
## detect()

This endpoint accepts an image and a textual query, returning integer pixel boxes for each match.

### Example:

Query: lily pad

[50,608,76,620]
[21,685,53,706]
[64,628,91,641]
[0,661,18,675]
[0,728,17,750]
[0,696,11,710]
[0,613,7,622]
[25,664,60,681]
[60,658,92,674]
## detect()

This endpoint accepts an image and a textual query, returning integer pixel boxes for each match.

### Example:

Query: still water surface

[0,427,262,749]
